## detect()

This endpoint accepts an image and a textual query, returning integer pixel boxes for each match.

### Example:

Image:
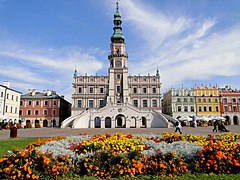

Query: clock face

[115,60,122,67]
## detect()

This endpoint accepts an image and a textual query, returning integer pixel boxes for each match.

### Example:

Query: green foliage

[0,138,38,157]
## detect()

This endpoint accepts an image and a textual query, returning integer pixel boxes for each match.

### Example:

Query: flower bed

[0,132,240,179]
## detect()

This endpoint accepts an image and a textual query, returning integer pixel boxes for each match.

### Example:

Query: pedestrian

[213,120,218,132]
[191,116,197,128]
[175,119,182,134]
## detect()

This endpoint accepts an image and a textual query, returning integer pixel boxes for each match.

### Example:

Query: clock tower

[108,1,130,104]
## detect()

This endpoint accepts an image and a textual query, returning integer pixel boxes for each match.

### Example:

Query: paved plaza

[0,125,240,140]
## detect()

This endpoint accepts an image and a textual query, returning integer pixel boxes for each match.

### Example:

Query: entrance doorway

[115,114,126,128]
[233,116,239,125]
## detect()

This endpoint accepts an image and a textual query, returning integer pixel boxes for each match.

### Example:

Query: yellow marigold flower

[26,174,31,179]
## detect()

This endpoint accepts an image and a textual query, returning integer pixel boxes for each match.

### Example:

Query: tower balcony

[108,52,128,59]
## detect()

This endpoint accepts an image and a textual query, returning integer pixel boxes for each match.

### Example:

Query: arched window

[141,117,147,127]
[105,117,111,128]
[94,117,101,128]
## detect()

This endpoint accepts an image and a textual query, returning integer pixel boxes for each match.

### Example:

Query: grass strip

[0,138,38,157]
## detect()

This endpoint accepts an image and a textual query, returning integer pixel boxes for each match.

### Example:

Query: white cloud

[0,45,103,74]
[120,0,192,51]
[0,38,104,98]
[113,0,240,90]
[0,66,48,83]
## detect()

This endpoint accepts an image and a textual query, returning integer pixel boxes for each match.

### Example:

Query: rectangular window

[143,100,148,107]
[19,110,22,115]
[44,110,48,115]
[143,88,147,94]
[100,88,104,94]
[117,86,121,93]
[133,88,137,94]
[27,110,31,115]
[53,100,57,106]
[224,106,228,112]
[36,101,39,106]
[152,87,156,94]
[199,106,202,112]
[152,100,157,107]
[209,106,212,112]
[215,98,218,103]
[5,105,8,112]
[233,106,237,112]
[10,106,13,113]
[35,110,39,115]
[16,96,18,102]
[177,106,181,112]
[44,101,48,106]
[184,98,187,102]
[89,100,94,107]
[20,101,23,106]
[11,95,14,100]
[1,92,3,97]
[198,99,201,102]
[15,107,17,114]
[190,98,193,102]
[216,106,219,112]
[204,106,207,111]
[28,101,32,106]
[203,98,206,102]
[208,98,211,103]
[7,93,9,99]
[53,110,56,116]
[191,106,194,112]
[89,87,93,93]
[133,100,138,107]
[79,87,82,93]
[177,98,181,102]
[100,100,105,108]
[184,106,188,112]
[116,74,121,79]
[77,100,82,108]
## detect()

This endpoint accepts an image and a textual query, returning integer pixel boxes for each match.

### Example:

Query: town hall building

[61,2,174,128]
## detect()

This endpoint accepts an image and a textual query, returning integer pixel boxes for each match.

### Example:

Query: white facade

[0,81,21,123]
[162,88,196,119]
[61,3,175,129]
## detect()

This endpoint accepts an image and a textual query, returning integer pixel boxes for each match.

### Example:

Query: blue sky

[0,0,240,102]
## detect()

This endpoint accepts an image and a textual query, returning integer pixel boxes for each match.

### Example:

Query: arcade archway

[233,116,239,125]
[105,117,111,128]
[94,117,101,128]
[115,114,126,128]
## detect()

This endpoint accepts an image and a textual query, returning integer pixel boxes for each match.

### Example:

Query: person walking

[175,119,182,134]
[213,120,218,132]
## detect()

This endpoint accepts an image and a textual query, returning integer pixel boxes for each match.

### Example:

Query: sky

[0,0,240,102]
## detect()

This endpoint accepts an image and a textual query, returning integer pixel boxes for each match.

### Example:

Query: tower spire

[111,0,125,43]
[156,67,160,76]
[74,65,77,77]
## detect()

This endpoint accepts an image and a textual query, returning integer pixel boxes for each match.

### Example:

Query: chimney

[47,90,52,96]
[32,89,36,96]
[28,89,32,94]
[3,81,10,88]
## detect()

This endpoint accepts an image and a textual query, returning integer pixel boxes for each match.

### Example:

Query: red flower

[126,134,132,138]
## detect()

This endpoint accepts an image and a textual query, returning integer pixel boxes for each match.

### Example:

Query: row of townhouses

[0,81,71,128]
[162,85,240,125]
[1,81,239,128]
